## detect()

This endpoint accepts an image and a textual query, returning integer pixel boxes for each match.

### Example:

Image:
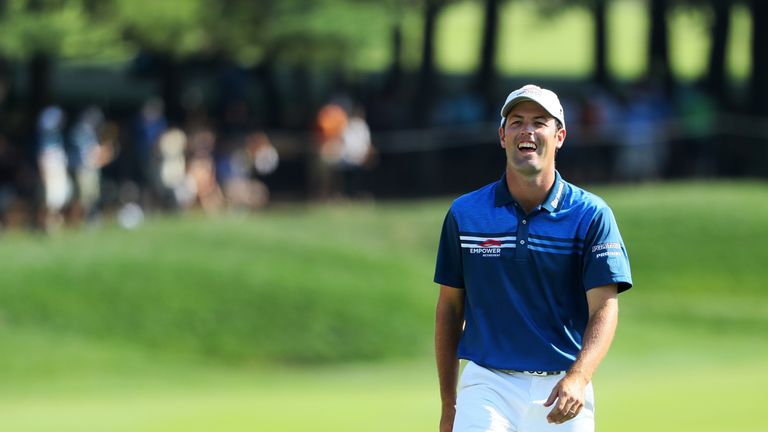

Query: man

[434,84,632,432]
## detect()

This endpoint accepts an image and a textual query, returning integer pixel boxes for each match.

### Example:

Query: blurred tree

[366,0,469,127]
[474,0,501,116]
[565,0,610,87]
[110,0,219,124]
[592,0,609,87]
[416,0,447,126]
[108,0,390,127]
[0,0,438,130]
[0,0,9,110]
[252,0,394,127]
[383,0,406,95]
[527,0,612,88]
[666,0,733,103]
[648,0,674,95]
[749,0,768,115]
[389,18,405,89]
[0,0,124,143]
[705,0,731,105]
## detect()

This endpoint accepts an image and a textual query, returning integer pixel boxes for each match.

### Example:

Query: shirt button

[521,220,527,225]
[519,240,525,245]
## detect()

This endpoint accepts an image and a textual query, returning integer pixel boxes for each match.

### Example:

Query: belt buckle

[495,368,564,377]
[532,370,566,376]
[506,369,562,376]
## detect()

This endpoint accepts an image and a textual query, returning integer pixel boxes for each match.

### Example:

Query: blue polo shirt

[434,171,632,371]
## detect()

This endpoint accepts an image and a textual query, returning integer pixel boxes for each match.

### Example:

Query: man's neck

[505,167,556,214]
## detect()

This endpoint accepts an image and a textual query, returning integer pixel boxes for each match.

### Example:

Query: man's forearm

[544,286,619,424]
[435,301,463,408]
[568,297,618,381]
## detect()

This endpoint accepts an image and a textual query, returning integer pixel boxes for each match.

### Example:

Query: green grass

[0,204,438,363]
[0,180,767,431]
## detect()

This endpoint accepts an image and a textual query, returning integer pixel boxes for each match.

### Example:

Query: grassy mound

[0,180,767,367]
[0,203,441,364]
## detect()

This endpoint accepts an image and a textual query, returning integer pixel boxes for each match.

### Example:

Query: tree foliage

[0,0,125,60]
[109,0,212,58]
[0,0,397,68]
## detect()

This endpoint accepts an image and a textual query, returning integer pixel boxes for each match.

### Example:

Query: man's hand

[543,371,589,424]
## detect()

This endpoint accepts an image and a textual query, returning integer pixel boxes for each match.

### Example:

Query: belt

[495,369,566,377]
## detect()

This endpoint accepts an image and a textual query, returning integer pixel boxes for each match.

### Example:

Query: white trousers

[453,361,595,432]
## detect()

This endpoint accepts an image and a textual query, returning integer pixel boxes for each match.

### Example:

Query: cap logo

[518,87,543,97]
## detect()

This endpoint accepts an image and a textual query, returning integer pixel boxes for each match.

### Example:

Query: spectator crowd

[0,76,741,233]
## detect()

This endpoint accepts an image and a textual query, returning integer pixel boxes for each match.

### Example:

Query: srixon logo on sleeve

[592,242,622,258]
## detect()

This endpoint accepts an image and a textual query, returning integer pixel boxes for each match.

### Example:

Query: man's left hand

[543,371,589,424]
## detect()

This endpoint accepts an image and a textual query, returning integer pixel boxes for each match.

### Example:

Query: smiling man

[435,85,632,432]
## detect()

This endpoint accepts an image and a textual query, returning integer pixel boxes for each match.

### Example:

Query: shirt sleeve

[582,206,632,293]
[434,209,465,288]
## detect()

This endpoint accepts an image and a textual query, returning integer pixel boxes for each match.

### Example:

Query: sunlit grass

[0,180,766,431]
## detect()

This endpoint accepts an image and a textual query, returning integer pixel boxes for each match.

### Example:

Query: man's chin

[507,163,542,177]
[512,166,541,178]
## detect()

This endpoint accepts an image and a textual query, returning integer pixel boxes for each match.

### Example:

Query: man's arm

[435,284,465,432]
[544,284,619,424]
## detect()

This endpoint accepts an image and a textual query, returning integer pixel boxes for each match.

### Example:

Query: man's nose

[521,122,535,133]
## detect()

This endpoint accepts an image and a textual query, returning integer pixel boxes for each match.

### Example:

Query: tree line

[0,0,766,136]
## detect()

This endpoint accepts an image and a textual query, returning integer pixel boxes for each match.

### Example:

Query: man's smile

[517,140,537,153]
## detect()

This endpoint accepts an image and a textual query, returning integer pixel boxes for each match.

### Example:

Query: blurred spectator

[673,85,717,177]
[187,126,224,213]
[430,93,484,125]
[311,101,348,200]
[315,102,348,162]
[155,127,195,210]
[250,131,279,178]
[37,105,72,230]
[563,87,622,183]
[69,106,115,223]
[221,130,278,211]
[338,107,375,198]
[616,81,672,181]
[135,98,168,204]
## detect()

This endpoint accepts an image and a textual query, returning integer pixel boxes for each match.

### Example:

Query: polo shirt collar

[494,172,515,207]
[494,170,566,213]
[541,170,566,213]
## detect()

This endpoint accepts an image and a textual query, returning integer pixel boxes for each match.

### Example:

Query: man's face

[498,100,566,177]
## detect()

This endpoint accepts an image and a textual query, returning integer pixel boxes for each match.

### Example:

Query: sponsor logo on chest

[461,236,514,258]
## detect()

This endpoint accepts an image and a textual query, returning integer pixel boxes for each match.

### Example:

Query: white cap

[499,84,565,128]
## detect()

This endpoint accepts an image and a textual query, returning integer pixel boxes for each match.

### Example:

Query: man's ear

[499,126,507,149]
[555,127,566,150]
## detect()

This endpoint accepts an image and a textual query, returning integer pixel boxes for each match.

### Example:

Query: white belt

[495,369,566,377]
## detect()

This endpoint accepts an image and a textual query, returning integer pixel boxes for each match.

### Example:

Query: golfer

[434,84,632,432]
